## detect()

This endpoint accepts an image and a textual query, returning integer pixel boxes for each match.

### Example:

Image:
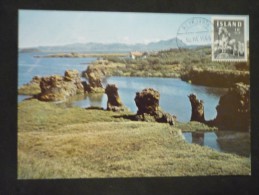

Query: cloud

[119,36,131,44]
[75,36,87,43]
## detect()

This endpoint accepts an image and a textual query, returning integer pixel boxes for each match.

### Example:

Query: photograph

[17,10,251,179]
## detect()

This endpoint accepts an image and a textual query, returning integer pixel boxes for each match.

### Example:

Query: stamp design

[212,16,247,61]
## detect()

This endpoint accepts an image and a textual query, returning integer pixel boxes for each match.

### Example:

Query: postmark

[176,17,212,51]
[212,16,247,61]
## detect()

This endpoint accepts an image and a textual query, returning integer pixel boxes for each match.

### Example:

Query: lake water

[19,52,227,122]
[183,132,250,157]
[18,52,94,86]
[18,52,250,156]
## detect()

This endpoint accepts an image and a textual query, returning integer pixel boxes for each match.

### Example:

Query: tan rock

[105,84,124,111]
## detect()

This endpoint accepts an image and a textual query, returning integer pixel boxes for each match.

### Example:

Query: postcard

[18,10,250,180]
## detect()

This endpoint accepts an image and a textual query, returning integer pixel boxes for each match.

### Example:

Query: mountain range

[19,38,187,53]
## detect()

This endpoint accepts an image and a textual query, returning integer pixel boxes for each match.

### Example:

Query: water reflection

[17,92,107,109]
[216,131,250,157]
[192,132,205,146]
[62,93,107,108]
[87,93,106,107]
[184,131,250,157]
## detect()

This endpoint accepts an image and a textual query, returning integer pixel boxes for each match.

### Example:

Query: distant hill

[19,38,187,53]
[19,48,41,53]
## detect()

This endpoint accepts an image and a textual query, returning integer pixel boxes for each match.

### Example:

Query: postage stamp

[212,16,247,61]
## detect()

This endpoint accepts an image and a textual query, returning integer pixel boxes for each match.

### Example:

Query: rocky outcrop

[181,67,249,88]
[31,76,42,83]
[84,65,105,93]
[18,76,42,95]
[191,83,250,131]
[188,93,205,123]
[212,83,250,131]
[81,81,91,92]
[64,70,81,82]
[154,110,176,126]
[134,88,176,125]
[135,88,160,115]
[105,84,125,111]
[37,70,84,102]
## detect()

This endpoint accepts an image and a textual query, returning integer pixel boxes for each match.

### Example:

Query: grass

[176,121,218,132]
[18,99,251,179]
[89,47,250,87]
[18,99,132,132]
[18,83,41,95]
[181,67,250,87]
[86,61,182,78]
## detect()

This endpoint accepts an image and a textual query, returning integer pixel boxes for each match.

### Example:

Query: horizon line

[19,37,181,49]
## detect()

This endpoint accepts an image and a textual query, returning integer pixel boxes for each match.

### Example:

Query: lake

[19,52,227,122]
[18,52,94,86]
[18,52,250,156]
[183,131,250,157]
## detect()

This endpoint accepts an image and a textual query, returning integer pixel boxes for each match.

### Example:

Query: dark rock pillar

[105,84,124,111]
[188,93,205,123]
[134,88,176,125]
[134,88,160,115]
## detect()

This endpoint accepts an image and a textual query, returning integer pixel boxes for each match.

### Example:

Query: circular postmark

[176,17,212,51]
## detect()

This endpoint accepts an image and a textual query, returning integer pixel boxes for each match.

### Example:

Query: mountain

[19,48,41,53]
[19,38,187,53]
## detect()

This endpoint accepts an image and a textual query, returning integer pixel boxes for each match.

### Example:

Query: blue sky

[18,10,249,48]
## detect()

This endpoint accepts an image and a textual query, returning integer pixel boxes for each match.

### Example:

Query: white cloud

[119,36,131,44]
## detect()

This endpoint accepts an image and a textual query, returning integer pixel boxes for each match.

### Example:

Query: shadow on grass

[85,106,104,110]
[112,114,137,121]
[85,106,138,121]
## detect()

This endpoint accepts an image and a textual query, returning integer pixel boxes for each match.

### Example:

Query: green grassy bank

[84,47,249,87]
[18,99,251,179]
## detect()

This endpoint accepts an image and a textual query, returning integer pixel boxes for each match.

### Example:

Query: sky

[18,10,249,48]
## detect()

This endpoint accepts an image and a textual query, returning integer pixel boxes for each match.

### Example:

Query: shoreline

[20,47,250,89]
